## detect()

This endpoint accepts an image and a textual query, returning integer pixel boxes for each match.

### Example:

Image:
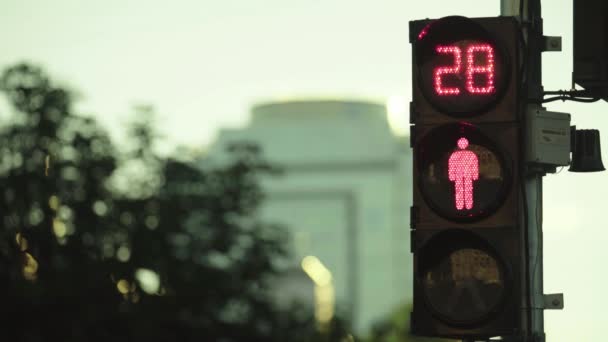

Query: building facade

[206,99,412,334]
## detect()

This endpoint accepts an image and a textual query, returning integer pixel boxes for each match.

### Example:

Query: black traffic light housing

[573,0,608,101]
[409,16,524,339]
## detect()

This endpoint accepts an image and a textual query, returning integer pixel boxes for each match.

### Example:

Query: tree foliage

[0,63,331,341]
[365,303,455,342]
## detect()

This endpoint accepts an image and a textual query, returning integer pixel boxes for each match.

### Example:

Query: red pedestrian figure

[448,137,479,210]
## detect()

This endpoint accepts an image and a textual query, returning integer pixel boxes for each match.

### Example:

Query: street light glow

[301,255,332,286]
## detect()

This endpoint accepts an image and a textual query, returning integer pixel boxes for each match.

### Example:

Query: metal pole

[524,0,546,340]
[500,0,520,17]
[525,170,545,342]
[502,1,545,342]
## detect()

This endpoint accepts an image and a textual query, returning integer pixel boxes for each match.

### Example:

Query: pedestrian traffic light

[409,16,523,339]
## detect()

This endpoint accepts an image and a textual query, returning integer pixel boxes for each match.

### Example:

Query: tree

[0,63,323,341]
[365,303,455,342]
[0,62,122,341]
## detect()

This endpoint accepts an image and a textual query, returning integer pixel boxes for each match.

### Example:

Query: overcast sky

[1,1,607,340]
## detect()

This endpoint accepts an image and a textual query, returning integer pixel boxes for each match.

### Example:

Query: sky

[1,0,607,340]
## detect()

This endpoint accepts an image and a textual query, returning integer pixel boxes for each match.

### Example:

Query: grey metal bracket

[543,293,564,309]
[543,36,562,51]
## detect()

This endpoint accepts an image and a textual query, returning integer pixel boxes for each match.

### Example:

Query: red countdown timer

[415,16,509,116]
[435,44,495,96]
[416,123,511,222]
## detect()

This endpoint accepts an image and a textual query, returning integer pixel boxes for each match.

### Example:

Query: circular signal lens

[416,123,511,221]
[418,230,508,326]
[415,16,510,116]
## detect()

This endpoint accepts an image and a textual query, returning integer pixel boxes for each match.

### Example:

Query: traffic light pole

[502,1,546,342]
[521,170,545,342]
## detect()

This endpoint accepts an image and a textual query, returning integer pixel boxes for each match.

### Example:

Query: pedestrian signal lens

[416,123,510,221]
[419,230,507,325]
[449,137,479,210]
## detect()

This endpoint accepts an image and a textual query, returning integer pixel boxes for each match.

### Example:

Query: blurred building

[206,99,412,334]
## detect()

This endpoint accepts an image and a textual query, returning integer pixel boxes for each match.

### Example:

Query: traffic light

[573,0,608,101]
[409,16,523,339]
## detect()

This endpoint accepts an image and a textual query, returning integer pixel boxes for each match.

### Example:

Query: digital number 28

[434,44,495,96]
